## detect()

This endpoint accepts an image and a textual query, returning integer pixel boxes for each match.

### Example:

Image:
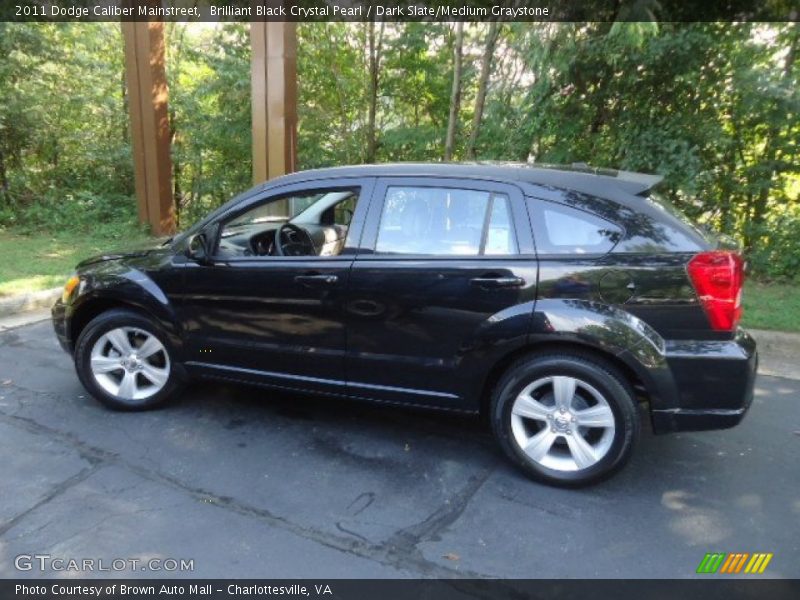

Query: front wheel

[74,308,182,411]
[490,353,639,487]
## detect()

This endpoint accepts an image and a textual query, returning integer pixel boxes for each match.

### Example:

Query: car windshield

[170,187,261,246]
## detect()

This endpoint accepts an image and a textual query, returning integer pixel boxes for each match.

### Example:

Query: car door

[344,177,537,410]
[179,177,374,395]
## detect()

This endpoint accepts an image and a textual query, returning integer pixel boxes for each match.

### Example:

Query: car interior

[215,189,358,258]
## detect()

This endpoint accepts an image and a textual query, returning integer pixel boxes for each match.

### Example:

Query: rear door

[344,177,537,410]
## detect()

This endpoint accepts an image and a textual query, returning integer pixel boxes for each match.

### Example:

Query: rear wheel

[74,309,182,411]
[490,353,639,486]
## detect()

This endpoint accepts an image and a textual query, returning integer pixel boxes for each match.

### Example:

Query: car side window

[375,186,517,256]
[530,200,622,255]
[216,188,362,259]
[226,191,327,227]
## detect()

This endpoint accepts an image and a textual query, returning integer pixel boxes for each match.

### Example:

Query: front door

[179,178,374,394]
[344,177,537,409]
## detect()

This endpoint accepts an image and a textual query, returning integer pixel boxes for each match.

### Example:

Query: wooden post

[251,21,298,189]
[122,20,175,236]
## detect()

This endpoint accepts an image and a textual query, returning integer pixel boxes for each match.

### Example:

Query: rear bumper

[651,328,758,433]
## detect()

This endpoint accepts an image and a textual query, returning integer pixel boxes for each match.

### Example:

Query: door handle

[294,274,338,286]
[469,276,525,289]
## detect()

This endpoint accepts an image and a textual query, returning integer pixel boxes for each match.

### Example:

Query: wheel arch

[69,294,183,358]
[478,339,650,418]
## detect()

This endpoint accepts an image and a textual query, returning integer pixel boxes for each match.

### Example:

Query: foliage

[746,204,800,281]
[0,23,133,224]
[0,21,798,282]
[167,23,252,228]
[297,23,368,167]
[478,24,799,246]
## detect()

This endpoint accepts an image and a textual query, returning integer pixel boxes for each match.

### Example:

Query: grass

[1,227,798,332]
[741,280,800,333]
[0,227,151,297]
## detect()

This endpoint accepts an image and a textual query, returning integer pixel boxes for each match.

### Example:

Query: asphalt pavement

[0,319,798,579]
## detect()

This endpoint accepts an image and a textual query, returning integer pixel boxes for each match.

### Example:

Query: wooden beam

[122,19,175,236]
[251,21,297,186]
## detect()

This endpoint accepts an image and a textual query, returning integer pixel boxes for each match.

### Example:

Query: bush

[0,189,145,239]
[746,206,800,282]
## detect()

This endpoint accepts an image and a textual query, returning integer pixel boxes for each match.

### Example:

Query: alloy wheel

[90,327,170,402]
[510,375,616,472]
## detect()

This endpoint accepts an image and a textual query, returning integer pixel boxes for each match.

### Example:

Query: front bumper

[51,298,72,353]
[651,328,758,433]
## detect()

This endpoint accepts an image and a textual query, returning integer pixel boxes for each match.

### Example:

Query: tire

[74,308,183,411]
[490,352,639,487]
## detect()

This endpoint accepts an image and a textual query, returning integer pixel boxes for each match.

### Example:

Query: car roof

[265,161,664,199]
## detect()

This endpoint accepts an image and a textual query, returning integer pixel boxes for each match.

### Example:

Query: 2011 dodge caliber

[52,163,758,486]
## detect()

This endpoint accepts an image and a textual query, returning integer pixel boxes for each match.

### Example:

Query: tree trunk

[121,67,128,144]
[444,22,465,162]
[719,143,736,235]
[167,23,188,225]
[172,136,182,228]
[169,102,184,229]
[0,149,8,197]
[466,22,499,160]
[365,19,384,164]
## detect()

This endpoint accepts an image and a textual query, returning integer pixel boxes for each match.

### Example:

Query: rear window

[530,200,622,255]
[644,192,711,242]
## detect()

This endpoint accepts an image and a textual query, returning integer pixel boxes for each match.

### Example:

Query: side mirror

[186,233,210,264]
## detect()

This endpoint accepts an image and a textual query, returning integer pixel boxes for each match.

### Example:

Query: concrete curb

[749,329,800,355]
[0,308,52,332]
[0,287,60,318]
[749,329,800,381]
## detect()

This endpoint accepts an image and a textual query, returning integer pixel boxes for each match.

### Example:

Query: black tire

[490,352,639,487]
[74,308,182,411]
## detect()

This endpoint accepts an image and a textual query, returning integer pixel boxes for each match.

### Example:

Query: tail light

[686,251,744,331]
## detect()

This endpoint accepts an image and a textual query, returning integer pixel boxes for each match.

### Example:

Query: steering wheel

[275,222,317,257]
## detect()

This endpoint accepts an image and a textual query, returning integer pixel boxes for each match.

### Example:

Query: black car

[52,163,758,486]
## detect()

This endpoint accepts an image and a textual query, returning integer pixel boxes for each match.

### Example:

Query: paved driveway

[0,320,798,579]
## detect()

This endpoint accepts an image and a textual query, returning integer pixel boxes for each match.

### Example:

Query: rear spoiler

[614,170,664,195]
[567,163,663,196]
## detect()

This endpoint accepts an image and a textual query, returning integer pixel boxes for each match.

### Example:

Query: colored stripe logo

[697,552,773,574]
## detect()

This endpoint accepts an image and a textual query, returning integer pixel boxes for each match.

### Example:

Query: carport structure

[121,19,297,235]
